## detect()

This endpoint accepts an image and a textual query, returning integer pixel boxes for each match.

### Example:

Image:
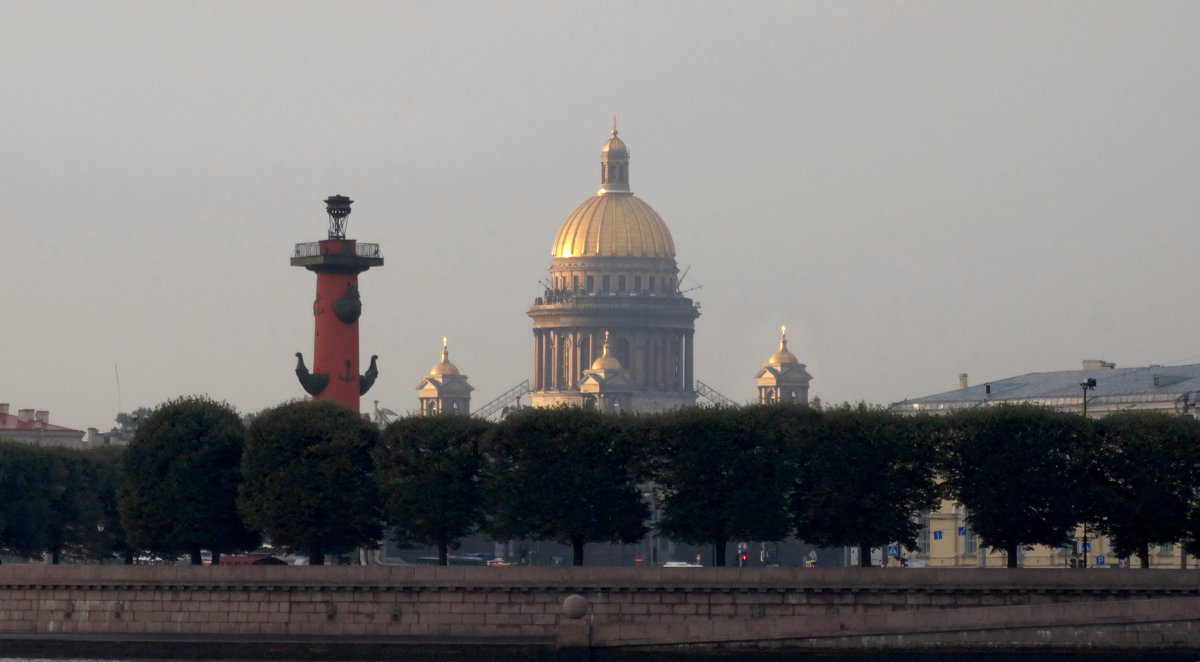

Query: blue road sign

[1083,542,1092,552]
[933,530,943,540]
[957,527,967,536]
[887,545,900,557]
[1095,555,1105,566]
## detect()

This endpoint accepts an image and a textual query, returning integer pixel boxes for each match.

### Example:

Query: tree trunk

[51,547,61,565]
[190,546,203,565]
[859,543,872,568]
[1138,542,1150,569]
[572,535,585,566]
[713,540,727,567]
[438,537,449,567]
[310,542,325,566]
[123,550,135,565]
[1006,542,1019,568]
[211,550,222,566]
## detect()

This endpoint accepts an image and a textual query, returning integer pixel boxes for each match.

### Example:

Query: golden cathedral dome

[769,326,799,365]
[552,195,675,259]
[429,338,460,376]
[590,332,623,371]
[550,128,676,259]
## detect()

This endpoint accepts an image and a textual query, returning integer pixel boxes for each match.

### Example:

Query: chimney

[984,384,992,395]
[1082,359,1116,370]
[35,410,49,424]
[0,403,8,415]
[18,409,34,423]
[1153,375,1161,388]
[959,373,969,390]
[87,428,99,444]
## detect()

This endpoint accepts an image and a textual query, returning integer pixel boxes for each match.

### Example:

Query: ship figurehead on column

[528,124,700,413]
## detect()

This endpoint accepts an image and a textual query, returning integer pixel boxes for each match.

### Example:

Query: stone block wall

[0,565,1197,655]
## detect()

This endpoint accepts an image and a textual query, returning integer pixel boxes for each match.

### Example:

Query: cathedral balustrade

[534,289,697,309]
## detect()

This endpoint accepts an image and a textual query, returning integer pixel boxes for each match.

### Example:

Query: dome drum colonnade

[528,128,700,413]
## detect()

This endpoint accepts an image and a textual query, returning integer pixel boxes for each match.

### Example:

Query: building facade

[527,129,700,413]
[889,360,1200,569]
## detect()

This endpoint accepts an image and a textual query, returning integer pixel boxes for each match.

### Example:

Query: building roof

[890,363,1200,414]
[0,412,81,434]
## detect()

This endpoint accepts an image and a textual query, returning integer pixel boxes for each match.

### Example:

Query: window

[586,275,594,291]
[634,275,642,291]
[573,275,579,291]
[602,275,610,292]
[618,275,626,292]
[963,526,978,555]
[916,512,931,558]
[649,276,656,293]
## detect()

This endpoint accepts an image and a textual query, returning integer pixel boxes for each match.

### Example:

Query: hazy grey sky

[4,1,1199,429]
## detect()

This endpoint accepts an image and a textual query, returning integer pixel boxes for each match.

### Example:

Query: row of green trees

[0,442,128,563]
[4,399,1198,568]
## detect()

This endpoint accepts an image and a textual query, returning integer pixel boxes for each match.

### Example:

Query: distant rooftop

[890,361,1200,416]
[0,404,82,433]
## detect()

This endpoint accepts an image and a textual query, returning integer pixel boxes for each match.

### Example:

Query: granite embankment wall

[0,565,1198,659]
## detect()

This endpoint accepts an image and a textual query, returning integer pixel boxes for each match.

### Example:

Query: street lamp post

[1077,377,1097,568]
[1080,378,1096,417]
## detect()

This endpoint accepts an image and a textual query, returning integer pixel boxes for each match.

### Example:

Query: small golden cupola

[429,337,460,376]
[756,326,812,405]
[590,331,623,371]
[417,338,473,415]
[769,325,800,365]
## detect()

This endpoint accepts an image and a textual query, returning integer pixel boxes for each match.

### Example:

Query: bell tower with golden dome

[416,338,473,415]
[528,126,700,412]
[755,326,812,405]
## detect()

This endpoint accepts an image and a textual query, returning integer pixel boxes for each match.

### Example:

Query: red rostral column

[291,195,383,412]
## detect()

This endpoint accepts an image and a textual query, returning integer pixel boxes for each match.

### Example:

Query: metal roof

[890,363,1200,413]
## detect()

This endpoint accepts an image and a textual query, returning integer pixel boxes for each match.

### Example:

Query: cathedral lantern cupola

[755,326,812,405]
[599,119,630,193]
[529,123,699,413]
[416,338,474,415]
